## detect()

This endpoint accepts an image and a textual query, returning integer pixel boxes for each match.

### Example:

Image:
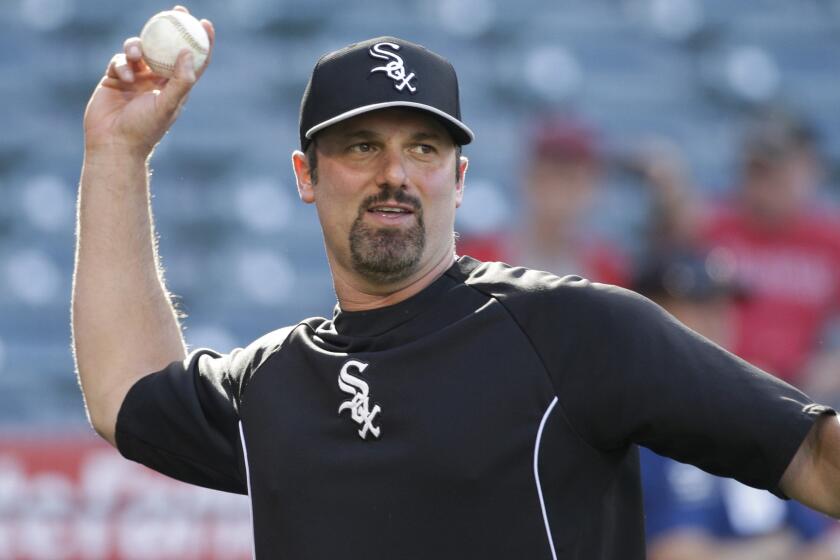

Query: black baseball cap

[299,36,474,150]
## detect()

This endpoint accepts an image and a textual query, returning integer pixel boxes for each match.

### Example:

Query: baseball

[139,10,209,78]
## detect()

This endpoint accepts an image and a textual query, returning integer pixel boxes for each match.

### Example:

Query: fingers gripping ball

[140,10,209,78]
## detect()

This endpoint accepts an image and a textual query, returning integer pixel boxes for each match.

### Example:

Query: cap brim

[304,101,474,145]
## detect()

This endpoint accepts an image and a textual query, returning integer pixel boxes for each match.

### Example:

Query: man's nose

[375,147,408,189]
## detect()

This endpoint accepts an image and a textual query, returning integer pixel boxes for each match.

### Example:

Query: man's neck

[331,250,457,312]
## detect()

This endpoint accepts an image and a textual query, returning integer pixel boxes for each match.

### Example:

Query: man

[458,115,629,286]
[73,7,840,559]
[650,109,840,387]
[703,111,840,386]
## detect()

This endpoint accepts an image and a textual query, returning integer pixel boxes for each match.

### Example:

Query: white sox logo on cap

[338,359,382,440]
[369,42,417,93]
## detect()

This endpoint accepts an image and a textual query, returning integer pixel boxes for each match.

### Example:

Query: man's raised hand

[83,6,214,159]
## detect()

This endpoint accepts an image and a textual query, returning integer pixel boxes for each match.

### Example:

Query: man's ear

[455,155,468,208]
[292,150,315,204]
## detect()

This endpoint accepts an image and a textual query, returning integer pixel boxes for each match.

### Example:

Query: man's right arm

[72,8,214,446]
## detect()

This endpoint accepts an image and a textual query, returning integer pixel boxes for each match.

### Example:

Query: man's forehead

[318,108,453,142]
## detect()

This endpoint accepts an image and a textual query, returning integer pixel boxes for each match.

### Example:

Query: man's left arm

[781,412,840,518]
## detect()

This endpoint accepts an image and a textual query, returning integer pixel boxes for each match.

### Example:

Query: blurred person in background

[635,251,836,560]
[703,110,840,389]
[649,109,840,395]
[457,115,629,285]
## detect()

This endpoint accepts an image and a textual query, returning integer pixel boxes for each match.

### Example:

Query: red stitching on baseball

[162,14,209,55]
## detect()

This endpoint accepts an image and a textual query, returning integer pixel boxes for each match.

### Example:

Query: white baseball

[139,10,209,78]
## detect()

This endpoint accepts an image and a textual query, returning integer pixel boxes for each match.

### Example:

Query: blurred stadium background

[1,0,839,558]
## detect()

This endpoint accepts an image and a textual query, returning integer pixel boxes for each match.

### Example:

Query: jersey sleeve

[498,268,833,495]
[115,328,292,493]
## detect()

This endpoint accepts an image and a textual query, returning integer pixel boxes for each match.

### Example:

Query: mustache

[360,186,422,212]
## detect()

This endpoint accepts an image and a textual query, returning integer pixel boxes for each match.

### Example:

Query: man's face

[742,149,821,227]
[525,157,598,229]
[294,108,465,288]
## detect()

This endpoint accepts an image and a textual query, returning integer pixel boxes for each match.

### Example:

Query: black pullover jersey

[116,256,830,559]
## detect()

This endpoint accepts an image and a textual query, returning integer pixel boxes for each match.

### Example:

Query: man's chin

[349,216,425,285]
[350,234,425,284]
[351,251,421,284]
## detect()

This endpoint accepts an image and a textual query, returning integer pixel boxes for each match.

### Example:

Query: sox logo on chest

[337,360,382,440]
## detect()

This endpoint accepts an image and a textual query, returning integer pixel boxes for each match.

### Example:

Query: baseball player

[73,7,840,559]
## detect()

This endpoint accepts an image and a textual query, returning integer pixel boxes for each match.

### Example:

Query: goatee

[349,187,425,284]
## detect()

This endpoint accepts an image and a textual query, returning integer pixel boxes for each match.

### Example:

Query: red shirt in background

[702,207,840,384]
[457,232,630,288]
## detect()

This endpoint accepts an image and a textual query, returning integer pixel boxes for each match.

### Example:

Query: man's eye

[412,144,435,155]
[351,143,373,153]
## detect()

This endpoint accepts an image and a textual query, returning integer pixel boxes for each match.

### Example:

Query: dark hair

[743,109,819,164]
[305,139,463,185]
[306,140,319,184]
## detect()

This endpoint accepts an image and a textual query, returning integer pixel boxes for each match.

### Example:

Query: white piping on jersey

[239,421,257,560]
[534,397,559,560]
